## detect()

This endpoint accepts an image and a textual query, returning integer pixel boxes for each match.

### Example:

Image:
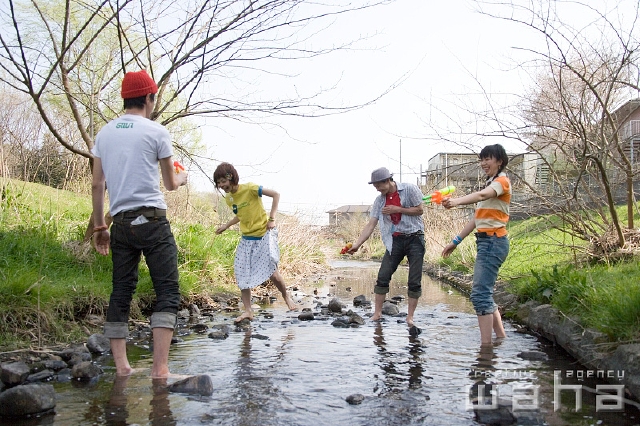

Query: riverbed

[11,260,640,425]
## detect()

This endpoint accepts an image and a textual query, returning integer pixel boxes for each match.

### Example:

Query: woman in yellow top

[214,162,297,322]
[441,144,511,346]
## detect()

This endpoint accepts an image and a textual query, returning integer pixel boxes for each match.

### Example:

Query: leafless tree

[0,0,394,164]
[423,0,640,258]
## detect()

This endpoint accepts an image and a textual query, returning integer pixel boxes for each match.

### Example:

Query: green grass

[0,178,326,350]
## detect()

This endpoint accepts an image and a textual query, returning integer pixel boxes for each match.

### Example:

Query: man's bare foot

[285,298,298,311]
[115,367,147,377]
[152,372,191,380]
[406,317,415,328]
[234,311,254,323]
[370,313,382,322]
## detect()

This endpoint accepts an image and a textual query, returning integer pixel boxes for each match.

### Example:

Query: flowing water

[8,260,640,425]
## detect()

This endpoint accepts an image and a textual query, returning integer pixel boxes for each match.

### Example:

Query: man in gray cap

[347,167,425,334]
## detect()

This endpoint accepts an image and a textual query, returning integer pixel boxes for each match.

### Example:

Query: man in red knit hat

[91,70,188,378]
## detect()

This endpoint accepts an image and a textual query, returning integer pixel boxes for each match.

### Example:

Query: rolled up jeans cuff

[407,290,422,299]
[374,285,390,295]
[150,312,177,330]
[103,322,129,339]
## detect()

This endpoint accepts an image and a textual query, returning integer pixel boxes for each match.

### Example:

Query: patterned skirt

[234,229,280,290]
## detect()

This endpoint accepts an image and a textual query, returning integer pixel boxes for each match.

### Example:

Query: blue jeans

[104,214,180,338]
[374,233,425,299]
[471,234,509,315]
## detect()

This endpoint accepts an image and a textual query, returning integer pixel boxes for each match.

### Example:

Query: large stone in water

[168,374,214,396]
[0,383,56,416]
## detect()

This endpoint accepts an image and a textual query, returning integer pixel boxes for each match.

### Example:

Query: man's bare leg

[271,269,297,311]
[151,327,174,379]
[110,338,134,376]
[235,288,254,322]
[406,297,419,327]
[370,293,386,321]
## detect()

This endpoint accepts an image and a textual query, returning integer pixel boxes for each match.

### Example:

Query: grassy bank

[0,179,328,350]
[2,177,639,351]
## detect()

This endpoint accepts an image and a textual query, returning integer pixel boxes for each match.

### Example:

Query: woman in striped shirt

[441,144,511,346]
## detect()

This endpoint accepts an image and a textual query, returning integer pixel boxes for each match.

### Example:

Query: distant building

[326,205,371,226]
[420,151,542,195]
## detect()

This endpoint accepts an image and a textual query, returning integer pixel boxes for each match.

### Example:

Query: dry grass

[422,205,476,264]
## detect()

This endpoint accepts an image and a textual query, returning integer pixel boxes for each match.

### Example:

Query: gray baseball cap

[368,167,393,184]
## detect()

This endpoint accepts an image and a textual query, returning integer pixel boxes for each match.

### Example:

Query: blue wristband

[452,235,463,246]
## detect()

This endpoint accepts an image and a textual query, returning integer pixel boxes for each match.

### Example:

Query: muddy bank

[425,265,640,402]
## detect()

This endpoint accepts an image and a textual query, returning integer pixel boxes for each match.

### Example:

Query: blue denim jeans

[471,234,509,315]
[104,214,180,339]
[374,233,425,299]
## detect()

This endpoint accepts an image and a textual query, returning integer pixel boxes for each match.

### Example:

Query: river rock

[26,369,54,383]
[71,361,102,380]
[381,301,399,316]
[353,295,367,306]
[0,383,56,417]
[298,311,315,321]
[168,374,213,396]
[517,351,548,361]
[86,333,111,354]
[328,298,345,313]
[346,393,365,405]
[0,361,30,386]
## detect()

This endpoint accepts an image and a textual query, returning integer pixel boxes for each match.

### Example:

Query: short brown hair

[213,162,239,188]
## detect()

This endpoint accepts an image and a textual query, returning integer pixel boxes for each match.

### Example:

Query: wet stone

[298,311,315,321]
[0,361,30,386]
[381,301,399,316]
[86,333,110,354]
[353,295,367,306]
[328,298,345,313]
[71,361,102,380]
[0,383,56,417]
[168,374,214,396]
[346,393,365,405]
[517,351,548,361]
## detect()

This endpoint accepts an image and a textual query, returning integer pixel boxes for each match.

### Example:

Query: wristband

[268,217,275,222]
[452,235,463,246]
[93,225,108,233]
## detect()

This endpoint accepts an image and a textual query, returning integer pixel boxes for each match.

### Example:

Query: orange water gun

[340,243,353,254]
[173,161,185,174]
[423,185,455,205]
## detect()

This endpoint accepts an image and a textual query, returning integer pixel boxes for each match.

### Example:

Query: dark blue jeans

[374,233,425,299]
[104,215,180,338]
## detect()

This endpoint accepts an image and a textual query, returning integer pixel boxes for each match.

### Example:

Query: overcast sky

[188,0,554,224]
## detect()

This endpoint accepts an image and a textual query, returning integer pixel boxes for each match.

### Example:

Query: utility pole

[399,139,402,182]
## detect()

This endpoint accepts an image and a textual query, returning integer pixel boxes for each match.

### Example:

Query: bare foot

[285,298,298,311]
[234,311,254,323]
[406,317,415,328]
[370,313,382,322]
[115,367,147,377]
[152,372,192,381]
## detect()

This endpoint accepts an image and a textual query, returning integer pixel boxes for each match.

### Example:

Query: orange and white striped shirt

[474,172,511,237]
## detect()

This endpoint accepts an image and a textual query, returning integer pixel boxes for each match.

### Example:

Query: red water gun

[340,243,353,254]
[173,161,185,174]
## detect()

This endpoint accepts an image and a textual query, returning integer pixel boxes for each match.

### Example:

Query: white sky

[188,0,546,224]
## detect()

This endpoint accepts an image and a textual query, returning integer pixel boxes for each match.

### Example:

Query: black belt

[475,232,500,238]
[393,231,424,237]
[113,207,166,219]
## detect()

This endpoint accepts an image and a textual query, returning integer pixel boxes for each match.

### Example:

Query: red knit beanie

[120,70,158,99]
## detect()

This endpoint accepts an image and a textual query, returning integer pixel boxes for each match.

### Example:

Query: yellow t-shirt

[225,183,268,237]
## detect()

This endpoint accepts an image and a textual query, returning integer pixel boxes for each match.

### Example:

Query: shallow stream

[8,260,640,425]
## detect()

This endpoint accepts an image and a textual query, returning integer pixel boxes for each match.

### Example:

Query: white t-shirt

[92,114,172,215]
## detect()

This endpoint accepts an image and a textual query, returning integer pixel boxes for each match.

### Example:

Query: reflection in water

[467,345,498,408]
[372,322,424,394]
[104,375,175,426]
[150,378,176,426]
[34,263,640,425]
